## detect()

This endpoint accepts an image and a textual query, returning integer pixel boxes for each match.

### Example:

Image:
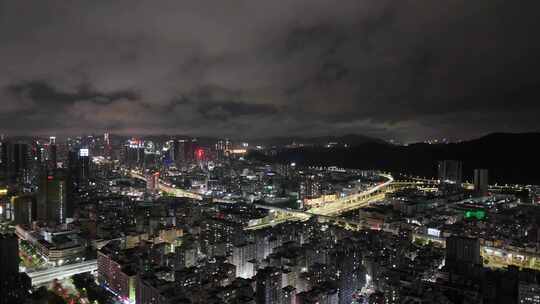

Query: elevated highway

[127,170,203,200]
[124,169,430,232]
[26,260,97,286]
[248,174,396,230]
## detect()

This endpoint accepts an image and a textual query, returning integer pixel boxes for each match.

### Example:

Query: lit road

[248,173,394,230]
[158,182,203,200]
[245,211,310,230]
[128,168,395,230]
[128,170,203,200]
[308,173,393,217]
[26,260,97,286]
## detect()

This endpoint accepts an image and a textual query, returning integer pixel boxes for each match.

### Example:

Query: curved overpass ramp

[249,173,394,230]
[127,170,203,200]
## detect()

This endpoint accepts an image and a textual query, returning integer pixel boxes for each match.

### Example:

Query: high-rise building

[48,143,58,170]
[173,140,182,164]
[183,138,198,162]
[11,194,36,226]
[445,236,481,276]
[336,246,364,304]
[0,233,31,303]
[0,233,19,277]
[79,148,91,182]
[48,136,57,169]
[438,160,463,183]
[68,150,79,182]
[67,148,91,184]
[103,133,112,158]
[162,140,176,165]
[474,169,489,196]
[299,175,321,201]
[170,242,198,270]
[230,242,256,279]
[37,169,70,225]
[173,139,185,165]
[216,139,225,160]
[446,236,481,265]
[37,144,47,165]
[125,139,145,168]
[97,246,137,303]
[256,267,283,304]
[215,139,231,160]
[0,142,29,184]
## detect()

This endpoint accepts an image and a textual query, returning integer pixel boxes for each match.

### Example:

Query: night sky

[1,0,539,142]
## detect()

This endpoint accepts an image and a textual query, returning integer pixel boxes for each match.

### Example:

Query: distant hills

[252,134,387,147]
[272,132,540,185]
[5,131,539,184]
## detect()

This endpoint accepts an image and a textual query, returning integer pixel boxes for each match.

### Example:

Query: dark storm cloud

[1,0,539,141]
[6,80,138,106]
[171,86,281,121]
[197,101,280,121]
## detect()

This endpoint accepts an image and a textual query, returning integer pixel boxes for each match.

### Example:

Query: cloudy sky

[1,0,539,142]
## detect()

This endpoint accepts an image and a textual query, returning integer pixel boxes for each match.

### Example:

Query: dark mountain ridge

[274,132,540,185]
[251,134,386,147]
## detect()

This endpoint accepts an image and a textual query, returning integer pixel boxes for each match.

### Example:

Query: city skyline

[1,1,540,142]
[2,2,540,303]
[2,134,540,303]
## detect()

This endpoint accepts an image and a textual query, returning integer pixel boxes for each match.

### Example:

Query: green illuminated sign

[464,210,485,220]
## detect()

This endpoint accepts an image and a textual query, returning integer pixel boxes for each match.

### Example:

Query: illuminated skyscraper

[37,169,70,224]
[216,139,226,160]
[299,175,321,200]
[230,242,256,279]
[124,139,145,168]
[79,148,91,182]
[103,133,111,157]
[67,148,91,185]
